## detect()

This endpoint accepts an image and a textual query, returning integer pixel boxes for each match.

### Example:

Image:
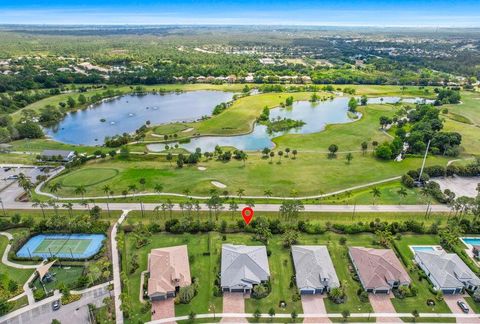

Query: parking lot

[0,165,55,202]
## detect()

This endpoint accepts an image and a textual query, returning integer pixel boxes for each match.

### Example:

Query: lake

[147,96,432,152]
[45,90,234,145]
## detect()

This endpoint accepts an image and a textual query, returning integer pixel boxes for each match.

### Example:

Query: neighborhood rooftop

[221,244,270,293]
[291,245,339,294]
[349,247,410,294]
[415,250,480,294]
[147,245,191,300]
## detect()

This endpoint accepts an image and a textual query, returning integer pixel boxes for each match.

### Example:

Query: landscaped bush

[328,287,346,304]
[175,279,198,304]
[252,281,271,299]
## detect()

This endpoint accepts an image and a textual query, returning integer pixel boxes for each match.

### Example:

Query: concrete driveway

[444,295,480,323]
[152,299,175,322]
[301,294,331,323]
[368,294,402,323]
[221,292,246,323]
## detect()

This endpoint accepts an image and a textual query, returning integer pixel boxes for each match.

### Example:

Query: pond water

[45,90,234,145]
[147,96,432,152]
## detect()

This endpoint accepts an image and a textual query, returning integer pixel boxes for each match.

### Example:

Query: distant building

[292,245,339,294]
[415,250,480,294]
[349,247,410,294]
[259,58,275,65]
[39,150,75,162]
[147,245,191,301]
[221,244,270,293]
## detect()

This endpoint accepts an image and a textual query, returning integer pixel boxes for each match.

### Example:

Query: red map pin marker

[242,207,254,225]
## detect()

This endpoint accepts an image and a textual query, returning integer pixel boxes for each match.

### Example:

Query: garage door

[442,289,456,295]
[301,289,315,295]
[374,289,389,294]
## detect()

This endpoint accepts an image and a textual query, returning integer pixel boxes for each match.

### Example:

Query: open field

[45,153,450,198]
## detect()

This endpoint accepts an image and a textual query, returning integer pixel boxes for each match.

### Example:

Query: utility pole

[418,140,431,183]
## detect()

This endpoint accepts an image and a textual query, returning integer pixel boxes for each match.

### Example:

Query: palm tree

[237,188,245,199]
[397,187,408,204]
[74,185,86,200]
[240,151,248,166]
[18,173,33,196]
[264,189,273,203]
[154,184,163,196]
[47,200,59,217]
[370,187,381,205]
[32,198,47,218]
[183,188,191,198]
[229,199,238,217]
[345,152,353,164]
[292,149,298,159]
[103,185,112,217]
[285,148,290,158]
[166,152,173,166]
[277,151,283,163]
[154,205,161,217]
[139,178,146,191]
[269,151,275,163]
[62,202,74,217]
[128,184,137,198]
[49,183,62,200]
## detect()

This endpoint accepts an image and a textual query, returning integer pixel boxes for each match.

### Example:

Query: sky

[1,0,480,27]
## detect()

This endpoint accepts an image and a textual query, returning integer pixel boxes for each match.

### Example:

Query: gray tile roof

[221,244,270,289]
[41,150,74,158]
[292,245,339,291]
[415,250,480,289]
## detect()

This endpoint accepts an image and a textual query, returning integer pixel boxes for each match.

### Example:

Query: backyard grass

[122,232,224,324]
[392,234,451,314]
[46,152,450,198]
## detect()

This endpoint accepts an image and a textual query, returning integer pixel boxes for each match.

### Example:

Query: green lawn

[46,152,450,198]
[0,235,34,287]
[32,266,84,292]
[443,91,480,126]
[392,235,451,314]
[443,119,480,155]
[122,232,224,324]
[274,104,395,151]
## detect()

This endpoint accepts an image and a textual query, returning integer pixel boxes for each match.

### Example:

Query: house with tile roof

[349,247,411,294]
[147,245,191,301]
[291,245,340,294]
[415,250,480,294]
[221,244,270,293]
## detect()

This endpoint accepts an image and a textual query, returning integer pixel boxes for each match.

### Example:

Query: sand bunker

[198,166,207,171]
[182,128,194,133]
[211,181,227,188]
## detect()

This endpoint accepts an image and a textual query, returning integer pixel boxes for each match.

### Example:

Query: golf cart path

[0,232,39,269]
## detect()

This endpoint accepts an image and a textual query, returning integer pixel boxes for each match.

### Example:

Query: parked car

[457,300,469,313]
[52,300,61,311]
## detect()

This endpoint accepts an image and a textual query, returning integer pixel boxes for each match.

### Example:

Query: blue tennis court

[16,233,106,259]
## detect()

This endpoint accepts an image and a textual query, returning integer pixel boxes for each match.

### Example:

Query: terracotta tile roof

[349,247,410,290]
[148,245,191,297]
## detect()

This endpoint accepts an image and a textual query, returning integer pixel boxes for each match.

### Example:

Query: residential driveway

[221,292,246,323]
[152,299,175,322]
[368,294,403,323]
[301,294,331,323]
[444,295,480,323]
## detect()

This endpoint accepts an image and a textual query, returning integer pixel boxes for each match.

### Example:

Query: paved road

[0,284,111,324]
[3,200,451,213]
[111,210,129,324]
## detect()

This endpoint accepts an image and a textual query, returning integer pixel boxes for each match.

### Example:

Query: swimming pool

[411,246,436,252]
[461,237,480,246]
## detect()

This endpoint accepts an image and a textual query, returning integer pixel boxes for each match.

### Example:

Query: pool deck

[460,237,480,266]
[408,245,443,254]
